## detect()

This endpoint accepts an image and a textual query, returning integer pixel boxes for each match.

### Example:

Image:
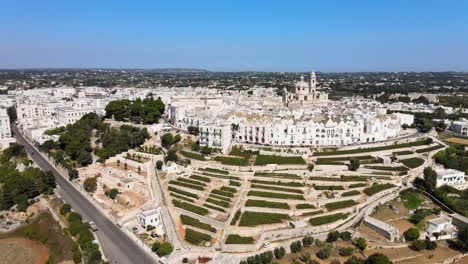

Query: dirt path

[0,237,49,264]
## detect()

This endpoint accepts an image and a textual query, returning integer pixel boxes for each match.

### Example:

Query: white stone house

[435,168,466,189]
[137,204,164,235]
[426,215,456,241]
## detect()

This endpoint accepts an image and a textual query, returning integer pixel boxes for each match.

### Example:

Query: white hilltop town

[1,71,468,264]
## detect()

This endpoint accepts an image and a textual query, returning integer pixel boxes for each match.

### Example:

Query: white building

[199,122,232,153]
[435,168,466,189]
[136,204,164,235]
[56,106,101,125]
[426,215,456,241]
[0,108,11,139]
[0,108,14,150]
[450,119,468,136]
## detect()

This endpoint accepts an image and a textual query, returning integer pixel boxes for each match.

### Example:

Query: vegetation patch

[203,203,226,212]
[251,184,303,194]
[172,200,209,216]
[363,183,395,196]
[365,165,408,171]
[214,156,248,166]
[416,144,445,153]
[309,213,350,226]
[248,190,305,200]
[348,183,367,189]
[296,204,316,210]
[206,198,230,208]
[245,199,289,209]
[399,189,424,210]
[177,177,207,186]
[200,168,230,174]
[169,193,194,203]
[253,172,302,180]
[239,212,290,226]
[168,186,198,199]
[220,186,237,193]
[212,189,235,198]
[208,193,231,202]
[255,154,305,165]
[393,150,414,155]
[314,185,345,191]
[180,215,216,232]
[313,140,428,156]
[225,234,255,244]
[189,175,211,183]
[200,172,240,180]
[301,210,324,216]
[310,176,367,182]
[184,228,212,246]
[169,180,204,191]
[251,179,303,187]
[324,200,358,211]
[180,150,206,161]
[400,157,425,168]
[341,190,361,197]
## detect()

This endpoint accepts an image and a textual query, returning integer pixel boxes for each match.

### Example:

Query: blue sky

[1,0,467,71]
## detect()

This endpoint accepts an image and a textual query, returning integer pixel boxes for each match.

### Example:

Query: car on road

[89,221,98,231]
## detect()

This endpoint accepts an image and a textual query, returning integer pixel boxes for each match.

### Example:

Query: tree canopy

[105,97,165,124]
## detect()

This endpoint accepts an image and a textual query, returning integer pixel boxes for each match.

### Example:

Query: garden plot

[168,169,241,222]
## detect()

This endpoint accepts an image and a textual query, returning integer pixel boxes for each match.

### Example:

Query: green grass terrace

[238,211,290,226]
[309,213,350,226]
[313,139,429,156]
[400,157,425,168]
[363,183,395,196]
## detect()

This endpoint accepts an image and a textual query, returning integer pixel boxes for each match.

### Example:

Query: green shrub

[339,247,354,256]
[60,204,71,215]
[403,227,420,241]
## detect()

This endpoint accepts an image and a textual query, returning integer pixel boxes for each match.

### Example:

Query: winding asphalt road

[13,126,158,264]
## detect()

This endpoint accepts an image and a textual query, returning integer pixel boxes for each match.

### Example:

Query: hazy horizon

[1,1,467,72]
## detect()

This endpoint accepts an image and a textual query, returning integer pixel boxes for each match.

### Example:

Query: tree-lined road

[13,126,158,264]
